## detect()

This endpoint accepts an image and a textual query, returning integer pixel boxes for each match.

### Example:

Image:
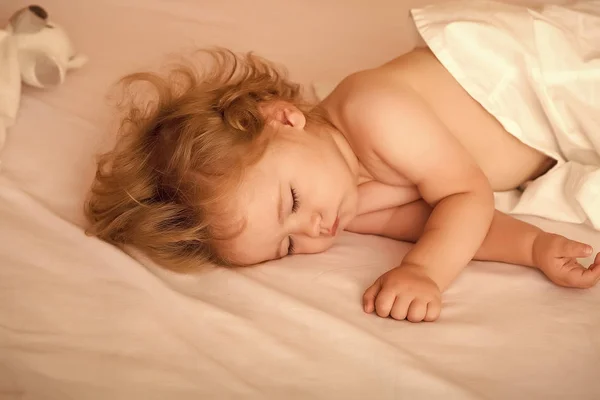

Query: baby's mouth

[331,216,340,236]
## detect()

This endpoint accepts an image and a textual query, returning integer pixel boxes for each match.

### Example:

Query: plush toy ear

[20,51,64,88]
[9,6,48,34]
[32,53,63,87]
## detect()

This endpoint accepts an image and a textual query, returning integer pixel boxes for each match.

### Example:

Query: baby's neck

[318,123,370,186]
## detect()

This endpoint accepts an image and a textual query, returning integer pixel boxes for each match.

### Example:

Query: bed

[1,0,599,399]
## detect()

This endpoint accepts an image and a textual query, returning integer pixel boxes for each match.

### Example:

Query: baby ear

[261,101,306,129]
[283,107,306,129]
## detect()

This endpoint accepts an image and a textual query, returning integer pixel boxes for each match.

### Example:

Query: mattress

[1,0,599,399]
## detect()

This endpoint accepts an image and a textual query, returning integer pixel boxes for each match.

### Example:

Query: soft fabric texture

[412,0,600,228]
[1,0,600,399]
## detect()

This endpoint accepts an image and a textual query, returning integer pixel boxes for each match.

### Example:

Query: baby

[85,48,600,323]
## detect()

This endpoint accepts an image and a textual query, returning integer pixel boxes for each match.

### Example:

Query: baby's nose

[301,212,322,238]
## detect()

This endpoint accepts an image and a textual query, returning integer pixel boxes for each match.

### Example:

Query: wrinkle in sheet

[229,265,487,400]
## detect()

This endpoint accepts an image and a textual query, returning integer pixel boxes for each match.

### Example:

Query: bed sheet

[1,0,599,399]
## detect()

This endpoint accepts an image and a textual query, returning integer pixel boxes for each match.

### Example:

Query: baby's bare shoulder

[327,68,405,111]
[325,68,424,147]
[327,67,488,202]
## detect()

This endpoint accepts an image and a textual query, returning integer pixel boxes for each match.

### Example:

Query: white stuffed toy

[0,5,87,154]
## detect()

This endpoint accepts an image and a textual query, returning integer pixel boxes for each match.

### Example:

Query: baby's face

[224,123,359,265]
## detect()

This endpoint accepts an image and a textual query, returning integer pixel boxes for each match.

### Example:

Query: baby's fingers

[406,299,427,323]
[563,259,600,289]
[374,291,398,318]
[390,296,413,321]
[363,278,382,314]
[558,236,593,258]
[424,299,442,322]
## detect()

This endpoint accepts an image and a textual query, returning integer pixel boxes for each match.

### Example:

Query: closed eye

[291,187,299,213]
[287,187,300,255]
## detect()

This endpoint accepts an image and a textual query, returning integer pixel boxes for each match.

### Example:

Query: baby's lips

[331,217,340,236]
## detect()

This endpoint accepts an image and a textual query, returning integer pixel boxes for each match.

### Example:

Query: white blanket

[411,0,600,229]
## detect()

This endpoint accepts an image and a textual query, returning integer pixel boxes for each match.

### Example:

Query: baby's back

[361,48,552,192]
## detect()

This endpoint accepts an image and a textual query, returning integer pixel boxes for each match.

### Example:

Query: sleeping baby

[84,1,600,323]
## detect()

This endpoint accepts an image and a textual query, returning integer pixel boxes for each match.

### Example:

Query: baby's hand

[533,232,600,289]
[363,263,442,322]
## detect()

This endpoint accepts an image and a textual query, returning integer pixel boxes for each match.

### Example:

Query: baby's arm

[469,210,600,290]
[350,202,600,301]
[350,201,541,268]
[342,81,494,305]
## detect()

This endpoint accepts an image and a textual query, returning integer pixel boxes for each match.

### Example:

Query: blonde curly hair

[84,48,326,271]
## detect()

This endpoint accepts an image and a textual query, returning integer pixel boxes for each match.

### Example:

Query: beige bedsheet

[1,0,599,399]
